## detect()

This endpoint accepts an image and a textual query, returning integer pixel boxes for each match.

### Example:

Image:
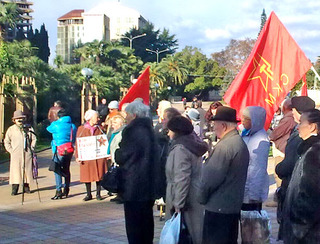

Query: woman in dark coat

[282,109,320,244]
[75,110,107,201]
[115,101,160,244]
[204,102,223,150]
[165,116,208,244]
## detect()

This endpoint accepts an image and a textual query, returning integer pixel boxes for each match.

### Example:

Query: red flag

[119,66,150,110]
[301,74,308,96]
[224,11,311,130]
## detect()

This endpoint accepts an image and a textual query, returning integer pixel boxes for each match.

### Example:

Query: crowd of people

[4,95,320,244]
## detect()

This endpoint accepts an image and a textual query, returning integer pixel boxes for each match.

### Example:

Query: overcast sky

[32,0,320,64]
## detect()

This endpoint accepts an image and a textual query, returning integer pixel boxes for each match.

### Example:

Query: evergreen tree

[37,24,50,63]
[15,27,26,41]
[26,26,34,42]
[30,24,50,63]
[121,21,178,63]
[258,9,267,36]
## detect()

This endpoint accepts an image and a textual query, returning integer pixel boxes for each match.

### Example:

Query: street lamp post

[145,48,169,63]
[154,83,159,108]
[120,33,146,49]
[81,68,95,123]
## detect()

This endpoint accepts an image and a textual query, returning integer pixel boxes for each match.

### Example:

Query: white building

[56,2,147,64]
[87,2,147,41]
[82,12,110,44]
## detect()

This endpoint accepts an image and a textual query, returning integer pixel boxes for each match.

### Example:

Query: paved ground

[0,149,283,243]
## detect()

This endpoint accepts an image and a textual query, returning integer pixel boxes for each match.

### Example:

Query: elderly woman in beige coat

[4,110,37,196]
[165,116,208,244]
[107,114,126,203]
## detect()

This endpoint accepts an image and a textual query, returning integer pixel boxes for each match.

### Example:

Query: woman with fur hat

[165,116,208,244]
[4,110,37,195]
[75,110,107,201]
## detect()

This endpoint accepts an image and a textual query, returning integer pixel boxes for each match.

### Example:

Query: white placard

[76,135,109,161]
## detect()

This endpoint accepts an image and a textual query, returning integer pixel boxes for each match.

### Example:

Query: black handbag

[101,164,121,193]
[48,153,66,177]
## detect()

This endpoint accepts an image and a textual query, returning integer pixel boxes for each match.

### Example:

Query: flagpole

[311,66,320,90]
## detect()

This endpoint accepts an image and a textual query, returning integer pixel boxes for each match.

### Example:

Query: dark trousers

[241,202,262,211]
[124,200,154,244]
[202,210,239,244]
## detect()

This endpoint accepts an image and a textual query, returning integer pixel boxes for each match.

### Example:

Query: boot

[51,190,63,200]
[96,181,102,201]
[23,183,31,194]
[11,184,19,196]
[83,183,92,201]
[83,194,92,201]
[63,187,70,198]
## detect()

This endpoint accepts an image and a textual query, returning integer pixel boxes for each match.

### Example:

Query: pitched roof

[58,9,84,21]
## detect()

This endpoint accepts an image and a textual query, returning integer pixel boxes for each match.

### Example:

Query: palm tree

[0,3,21,40]
[54,55,64,68]
[161,55,188,86]
[146,62,166,88]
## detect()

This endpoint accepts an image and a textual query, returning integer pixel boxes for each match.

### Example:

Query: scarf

[84,122,98,135]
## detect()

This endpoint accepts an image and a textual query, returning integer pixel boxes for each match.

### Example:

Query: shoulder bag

[56,127,74,156]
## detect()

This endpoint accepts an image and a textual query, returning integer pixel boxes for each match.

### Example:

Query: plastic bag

[240,210,271,244]
[159,212,181,244]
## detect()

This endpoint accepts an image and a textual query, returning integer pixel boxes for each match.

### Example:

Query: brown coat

[75,125,107,183]
[269,111,297,153]
[4,124,37,185]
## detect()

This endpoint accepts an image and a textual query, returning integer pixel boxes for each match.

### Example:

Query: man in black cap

[275,95,315,240]
[198,106,249,243]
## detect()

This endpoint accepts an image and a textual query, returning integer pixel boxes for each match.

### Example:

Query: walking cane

[22,126,41,204]
[22,130,27,205]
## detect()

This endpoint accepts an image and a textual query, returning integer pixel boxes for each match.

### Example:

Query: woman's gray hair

[125,101,150,118]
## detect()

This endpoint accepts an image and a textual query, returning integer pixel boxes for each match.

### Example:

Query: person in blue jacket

[47,109,77,200]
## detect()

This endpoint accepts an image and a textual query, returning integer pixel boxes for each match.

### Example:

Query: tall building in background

[88,2,147,41]
[56,9,85,64]
[1,0,33,41]
[56,2,147,64]
[82,12,109,44]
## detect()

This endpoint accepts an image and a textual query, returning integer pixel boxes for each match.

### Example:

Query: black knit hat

[167,116,193,135]
[291,96,315,114]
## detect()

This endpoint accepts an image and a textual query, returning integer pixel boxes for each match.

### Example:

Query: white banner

[76,135,109,161]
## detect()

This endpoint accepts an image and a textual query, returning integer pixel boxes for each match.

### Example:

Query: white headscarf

[84,109,98,121]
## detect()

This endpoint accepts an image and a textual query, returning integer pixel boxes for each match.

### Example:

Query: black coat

[115,117,160,202]
[275,127,301,197]
[154,122,170,199]
[275,127,302,240]
[282,135,320,244]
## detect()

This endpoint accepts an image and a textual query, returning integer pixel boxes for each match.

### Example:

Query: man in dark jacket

[198,106,249,244]
[268,98,297,205]
[115,101,160,244]
[275,96,315,240]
